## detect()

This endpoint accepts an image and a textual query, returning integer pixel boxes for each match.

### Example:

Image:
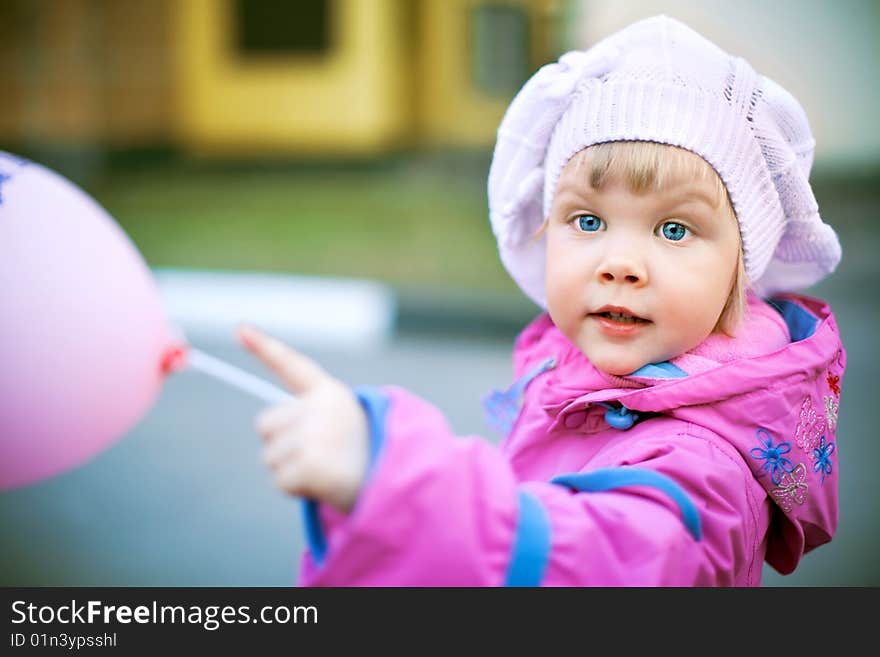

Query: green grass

[85,155,520,294]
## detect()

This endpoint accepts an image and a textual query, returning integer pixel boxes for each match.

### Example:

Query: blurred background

[1,0,877,586]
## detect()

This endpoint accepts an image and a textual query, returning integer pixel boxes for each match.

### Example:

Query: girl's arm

[300,386,762,586]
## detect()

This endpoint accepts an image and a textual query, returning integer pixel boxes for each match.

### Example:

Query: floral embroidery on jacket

[823,395,839,431]
[770,463,809,513]
[750,429,795,485]
[795,396,826,453]
[811,436,835,484]
[826,372,840,397]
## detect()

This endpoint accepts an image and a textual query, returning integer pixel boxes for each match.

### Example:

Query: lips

[589,305,650,324]
[589,306,651,338]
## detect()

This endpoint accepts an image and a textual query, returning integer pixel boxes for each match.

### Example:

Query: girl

[239,15,844,585]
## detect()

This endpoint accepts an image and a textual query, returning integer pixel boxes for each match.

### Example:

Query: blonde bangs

[571,141,729,210]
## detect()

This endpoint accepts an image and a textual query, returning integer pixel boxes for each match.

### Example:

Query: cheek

[700,247,739,313]
[659,253,734,333]
[545,242,586,303]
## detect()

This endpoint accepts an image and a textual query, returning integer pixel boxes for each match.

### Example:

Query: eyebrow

[677,197,718,212]
[640,184,722,211]
[658,187,721,211]
[558,185,719,211]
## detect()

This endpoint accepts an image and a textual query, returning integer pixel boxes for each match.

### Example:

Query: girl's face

[544,155,740,376]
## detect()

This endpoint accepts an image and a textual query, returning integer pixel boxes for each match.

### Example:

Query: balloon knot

[160,344,189,376]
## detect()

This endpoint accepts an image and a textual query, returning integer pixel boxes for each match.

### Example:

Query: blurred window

[472,4,530,96]
[236,0,330,55]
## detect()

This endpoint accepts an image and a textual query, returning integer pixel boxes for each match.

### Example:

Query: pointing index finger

[237,324,324,394]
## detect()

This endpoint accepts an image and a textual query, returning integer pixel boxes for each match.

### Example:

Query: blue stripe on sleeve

[504,490,552,587]
[551,467,702,541]
[302,498,328,566]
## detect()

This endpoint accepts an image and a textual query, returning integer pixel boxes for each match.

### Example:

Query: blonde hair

[536,141,748,335]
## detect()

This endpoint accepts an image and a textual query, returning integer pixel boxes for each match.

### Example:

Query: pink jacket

[299,293,845,586]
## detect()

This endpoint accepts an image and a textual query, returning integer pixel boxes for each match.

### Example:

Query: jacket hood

[513,293,845,574]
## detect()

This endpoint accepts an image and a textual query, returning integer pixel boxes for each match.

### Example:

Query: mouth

[589,305,651,324]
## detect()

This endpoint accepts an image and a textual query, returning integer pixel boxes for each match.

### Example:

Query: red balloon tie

[160,344,189,376]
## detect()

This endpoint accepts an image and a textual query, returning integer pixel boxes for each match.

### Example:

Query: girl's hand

[237,325,370,513]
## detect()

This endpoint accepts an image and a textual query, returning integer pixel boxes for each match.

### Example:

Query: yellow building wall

[417,0,565,147]
[0,0,174,146]
[0,0,570,154]
[174,0,413,155]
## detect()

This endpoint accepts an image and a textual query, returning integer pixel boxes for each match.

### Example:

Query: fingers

[260,417,315,499]
[273,460,306,498]
[237,324,326,395]
[263,429,303,470]
[255,402,300,439]
[257,403,305,487]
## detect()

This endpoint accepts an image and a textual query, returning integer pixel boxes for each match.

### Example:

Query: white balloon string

[187,348,294,405]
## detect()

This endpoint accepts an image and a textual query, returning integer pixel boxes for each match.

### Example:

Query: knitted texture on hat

[488,15,841,308]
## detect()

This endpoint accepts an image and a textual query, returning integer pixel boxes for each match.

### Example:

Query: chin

[587,353,646,377]
[601,363,643,377]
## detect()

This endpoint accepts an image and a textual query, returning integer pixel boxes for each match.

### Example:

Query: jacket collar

[514,292,832,416]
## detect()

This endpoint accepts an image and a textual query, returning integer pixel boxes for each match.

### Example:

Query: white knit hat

[488,14,841,307]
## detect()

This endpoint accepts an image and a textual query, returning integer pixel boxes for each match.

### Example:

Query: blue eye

[660,221,689,241]
[576,214,604,232]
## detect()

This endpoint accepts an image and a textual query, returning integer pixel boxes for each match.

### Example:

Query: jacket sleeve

[298,387,765,586]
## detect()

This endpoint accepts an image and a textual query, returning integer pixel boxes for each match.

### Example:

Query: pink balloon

[0,152,184,489]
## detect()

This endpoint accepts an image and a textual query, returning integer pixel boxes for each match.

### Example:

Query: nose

[597,251,648,286]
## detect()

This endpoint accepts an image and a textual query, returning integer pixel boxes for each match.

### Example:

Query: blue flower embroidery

[812,436,835,483]
[749,428,795,485]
